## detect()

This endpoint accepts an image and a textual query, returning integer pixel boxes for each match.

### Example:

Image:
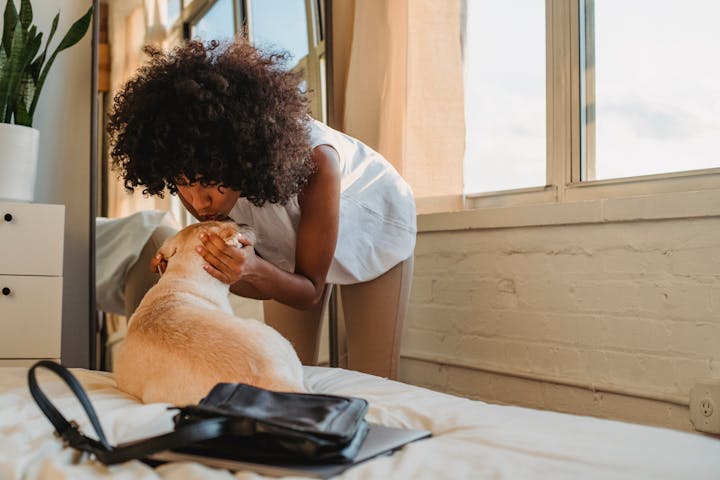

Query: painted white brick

[455,252,499,275]
[543,313,607,347]
[403,359,693,431]
[413,250,466,275]
[625,219,720,250]
[592,392,690,431]
[458,310,548,340]
[550,252,600,274]
[573,281,641,315]
[540,383,600,415]
[454,336,530,371]
[493,252,551,277]
[406,304,470,333]
[602,249,670,276]
[402,328,462,359]
[407,216,720,430]
[711,285,720,313]
[409,276,434,303]
[668,248,720,276]
[452,370,548,410]
[582,350,679,395]
[398,357,449,392]
[515,279,577,312]
[600,316,669,353]
[673,357,715,394]
[667,322,720,358]
[454,337,566,375]
[545,345,588,378]
[645,283,713,319]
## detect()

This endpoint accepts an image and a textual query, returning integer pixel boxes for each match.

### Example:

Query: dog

[113,220,306,405]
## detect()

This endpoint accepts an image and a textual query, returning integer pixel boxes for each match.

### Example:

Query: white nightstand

[0,202,64,366]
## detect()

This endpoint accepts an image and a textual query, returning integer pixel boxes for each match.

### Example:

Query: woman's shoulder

[307,117,339,149]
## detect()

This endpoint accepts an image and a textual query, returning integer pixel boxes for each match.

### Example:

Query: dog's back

[114,221,305,405]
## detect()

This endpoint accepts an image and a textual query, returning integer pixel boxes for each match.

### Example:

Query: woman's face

[175,179,241,221]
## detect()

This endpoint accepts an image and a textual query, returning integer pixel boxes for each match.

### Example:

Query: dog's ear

[156,234,179,261]
[236,224,256,245]
[217,223,256,247]
[218,224,242,247]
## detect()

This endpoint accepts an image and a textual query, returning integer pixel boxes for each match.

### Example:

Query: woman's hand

[197,232,257,284]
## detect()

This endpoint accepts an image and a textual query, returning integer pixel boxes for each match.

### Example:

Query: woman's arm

[199,145,341,309]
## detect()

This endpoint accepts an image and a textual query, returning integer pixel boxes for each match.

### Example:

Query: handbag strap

[28,360,112,450]
[27,360,229,465]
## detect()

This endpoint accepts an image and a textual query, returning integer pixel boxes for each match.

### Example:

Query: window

[583,0,720,181]
[248,0,326,120]
[177,0,326,121]
[190,0,235,41]
[250,0,309,69]
[462,0,720,206]
[166,0,182,28]
[463,0,546,194]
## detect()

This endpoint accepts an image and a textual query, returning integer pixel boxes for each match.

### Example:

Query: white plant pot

[0,123,39,202]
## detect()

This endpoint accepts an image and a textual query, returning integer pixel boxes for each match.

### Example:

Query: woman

[107,39,416,379]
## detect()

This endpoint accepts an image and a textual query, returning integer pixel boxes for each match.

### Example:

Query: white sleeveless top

[228,119,416,284]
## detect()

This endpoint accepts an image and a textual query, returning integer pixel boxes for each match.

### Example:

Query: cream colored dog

[114,220,305,405]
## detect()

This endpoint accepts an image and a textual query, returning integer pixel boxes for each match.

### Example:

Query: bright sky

[463,0,720,193]
[188,0,309,70]
[250,0,309,68]
[192,0,234,43]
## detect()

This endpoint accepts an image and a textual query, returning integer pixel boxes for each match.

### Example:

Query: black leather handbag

[27,360,369,466]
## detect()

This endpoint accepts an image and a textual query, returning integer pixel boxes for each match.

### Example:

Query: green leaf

[55,5,93,53]
[2,0,18,58]
[1,20,38,124]
[0,18,27,122]
[27,27,40,58]
[18,0,31,30]
[0,46,7,119]
[30,13,57,82]
[17,70,33,107]
[13,75,31,126]
[30,5,93,117]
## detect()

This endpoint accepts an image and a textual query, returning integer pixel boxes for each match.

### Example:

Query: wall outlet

[690,379,720,434]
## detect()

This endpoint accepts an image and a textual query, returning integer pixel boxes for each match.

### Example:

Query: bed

[1,365,719,480]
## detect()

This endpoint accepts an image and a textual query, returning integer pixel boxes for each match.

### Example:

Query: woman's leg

[263,286,331,365]
[339,256,414,379]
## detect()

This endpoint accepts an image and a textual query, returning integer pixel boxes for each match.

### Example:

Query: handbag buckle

[55,420,86,449]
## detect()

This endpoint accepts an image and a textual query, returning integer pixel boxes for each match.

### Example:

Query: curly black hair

[107,39,314,206]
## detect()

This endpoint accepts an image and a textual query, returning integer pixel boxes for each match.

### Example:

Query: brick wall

[399,216,720,432]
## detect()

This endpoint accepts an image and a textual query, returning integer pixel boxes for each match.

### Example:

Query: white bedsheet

[1,365,719,479]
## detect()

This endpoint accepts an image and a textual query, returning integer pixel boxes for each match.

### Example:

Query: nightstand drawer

[0,202,64,276]
[0,275,62,358]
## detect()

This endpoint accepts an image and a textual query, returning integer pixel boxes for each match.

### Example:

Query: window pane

[251,0,309,69]
[167,0,181,27]
[192,0,235,41]
[463,0,546,194]
[589,0,720,180]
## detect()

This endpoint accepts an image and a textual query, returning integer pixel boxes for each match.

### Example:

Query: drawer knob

[1,287,10,296]
[3,213,11,222]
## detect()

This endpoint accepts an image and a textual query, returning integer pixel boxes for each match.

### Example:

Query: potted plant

[0,0,92,202]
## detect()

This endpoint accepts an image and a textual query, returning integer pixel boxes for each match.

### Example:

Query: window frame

[460,0,720,212]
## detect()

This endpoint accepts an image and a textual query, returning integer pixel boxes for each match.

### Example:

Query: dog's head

[156,220,256,270]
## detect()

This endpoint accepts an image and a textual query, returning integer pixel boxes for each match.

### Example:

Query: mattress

[1,365,719,479]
